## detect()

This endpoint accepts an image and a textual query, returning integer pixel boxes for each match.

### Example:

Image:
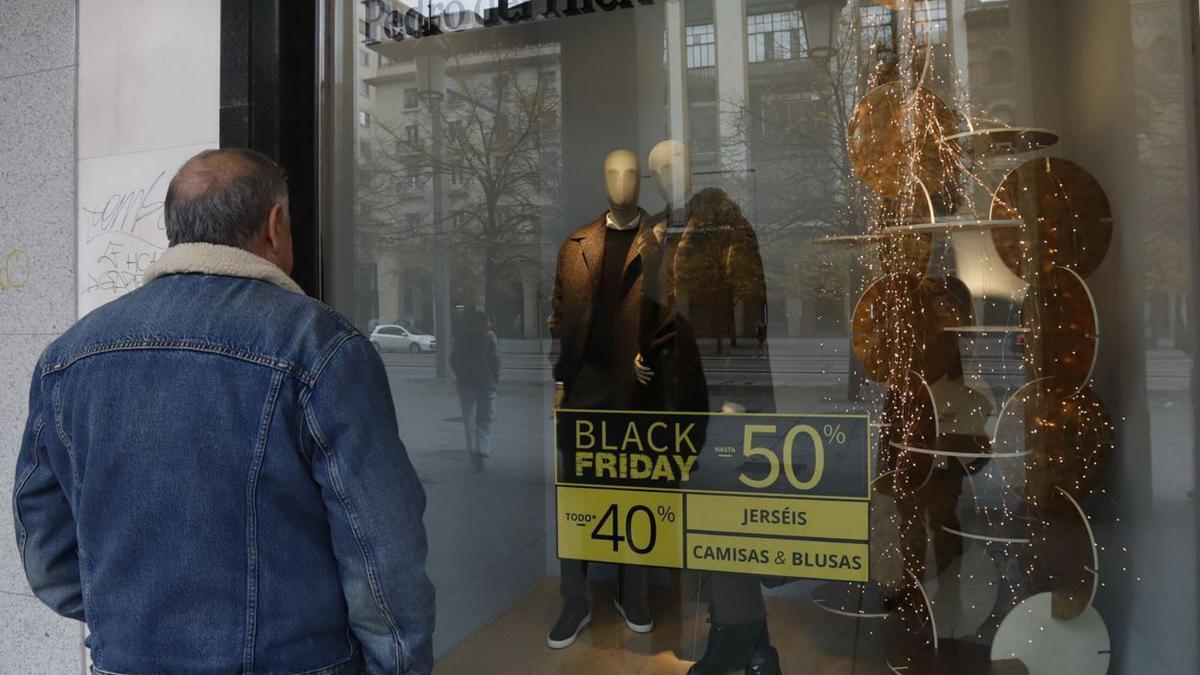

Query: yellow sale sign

[555,410,871,580]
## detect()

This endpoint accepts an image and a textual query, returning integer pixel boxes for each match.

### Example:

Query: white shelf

[883,219,1023,235]
[945,325,1030,334]
[814,219,1022,245]
[941,126,1060,155]
[891,441,1029,460]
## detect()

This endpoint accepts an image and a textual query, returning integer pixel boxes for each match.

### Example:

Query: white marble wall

[0,0,87,671]
[77,0,219,316]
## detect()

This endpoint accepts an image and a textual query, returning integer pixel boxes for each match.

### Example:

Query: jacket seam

[50,382,80,491]
[306,332,359,400]
[13,417,45,576]
[303,403,409,673]
[79,544,101,658]
[298,331,357,411]
[43,340,313,386]
[243,371,285,673]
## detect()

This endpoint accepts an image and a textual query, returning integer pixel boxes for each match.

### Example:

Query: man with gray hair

[13,148,435,674]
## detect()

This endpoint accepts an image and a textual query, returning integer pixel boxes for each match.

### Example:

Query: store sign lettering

[362,0,657,44]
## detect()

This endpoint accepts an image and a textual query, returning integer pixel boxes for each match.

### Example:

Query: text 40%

[591,504,675,554]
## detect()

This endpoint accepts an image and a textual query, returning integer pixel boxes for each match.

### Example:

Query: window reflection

[332,1,1199,672]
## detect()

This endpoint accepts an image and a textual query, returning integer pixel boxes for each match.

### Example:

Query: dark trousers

[701,571,766,624]
[560,559,648,608]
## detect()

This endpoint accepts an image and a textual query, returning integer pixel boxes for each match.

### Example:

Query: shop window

[914,0,948,46]
[688,102,719,161]
[686,24,715,69]
[859,5,893,53]
[748,11,807,63]
[325,3,1200,673]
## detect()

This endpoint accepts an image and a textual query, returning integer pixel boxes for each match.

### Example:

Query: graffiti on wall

[0,248,31,292]
[78,143,215,317]
[79,171,167,299]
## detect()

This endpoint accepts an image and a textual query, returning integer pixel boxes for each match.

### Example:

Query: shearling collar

[144,243,305,295]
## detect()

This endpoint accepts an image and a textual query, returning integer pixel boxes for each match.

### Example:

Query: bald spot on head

[164,148,288,248]
[171,151,263,204]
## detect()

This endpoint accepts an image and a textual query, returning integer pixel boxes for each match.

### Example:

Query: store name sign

[362,0,657,43]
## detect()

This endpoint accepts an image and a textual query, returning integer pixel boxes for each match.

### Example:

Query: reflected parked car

[370,324,437,353]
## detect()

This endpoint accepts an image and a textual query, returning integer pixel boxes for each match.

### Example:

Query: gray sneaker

[546,602,591,650]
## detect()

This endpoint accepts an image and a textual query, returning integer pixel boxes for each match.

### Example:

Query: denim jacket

[13,244,435,674]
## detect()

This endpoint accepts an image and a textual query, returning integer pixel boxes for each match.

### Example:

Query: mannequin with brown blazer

[549,149,657,411]
[545,149,657,649]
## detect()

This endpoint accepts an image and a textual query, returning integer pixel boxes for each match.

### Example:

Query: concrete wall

[0,0,86,671]
[0,0,220,669]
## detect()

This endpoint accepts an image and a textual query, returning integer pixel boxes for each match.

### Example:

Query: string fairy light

[814,0,1127,671]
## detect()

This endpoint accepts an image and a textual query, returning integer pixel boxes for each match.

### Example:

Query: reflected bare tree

[359,44,562,317]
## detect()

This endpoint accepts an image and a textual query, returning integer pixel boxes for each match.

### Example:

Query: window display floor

[436,578,895,674]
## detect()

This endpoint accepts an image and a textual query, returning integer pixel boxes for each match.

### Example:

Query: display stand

[828,5,1118,670]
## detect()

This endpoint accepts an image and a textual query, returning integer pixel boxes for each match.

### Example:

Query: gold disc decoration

[994,381,1115,503]
[853,275,920,383]
[1021,266,1099,396]
[1027,489,1100,621]
[990,158,1113,281]
[852,276,969,383]
[918,277,972,381]
[848,81,959,200]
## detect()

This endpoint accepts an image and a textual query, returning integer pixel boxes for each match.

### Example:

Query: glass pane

[326,1,1199,672]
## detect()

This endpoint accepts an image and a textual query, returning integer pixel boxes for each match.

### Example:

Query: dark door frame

[219,0,322,297]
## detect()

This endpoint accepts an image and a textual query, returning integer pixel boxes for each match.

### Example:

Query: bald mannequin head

[164,148,294,275]
[648,140,691,206]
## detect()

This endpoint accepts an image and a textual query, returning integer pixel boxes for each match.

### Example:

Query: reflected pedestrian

[451,309,500,458]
